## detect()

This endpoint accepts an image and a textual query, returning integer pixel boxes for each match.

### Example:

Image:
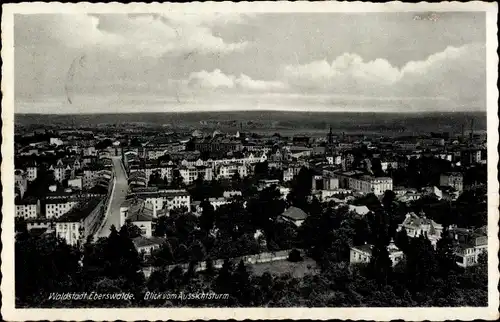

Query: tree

[369,241,393,285]
[147,267,170,292]
[394,227,409,253]
[153,241,175,266]
[121,220,143,239]
[436,227,458,276]
[215,259,234,294]
[199,199,216,232]
[404,235,439,291]
[231,171,241,186]
[288,167,313,209]
[15,234,81,306]
[254,161,269,179]
[233,260,253,306]
[288,249,303,262]
[171,169,184,188]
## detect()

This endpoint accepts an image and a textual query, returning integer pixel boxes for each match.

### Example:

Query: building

[223,190,242,198]
[450,226,488,268]
[49,137,64,146]
[125,203,154,238]
[179,165,213,184]
[397,212,443,247]
[193,136,242,154]
[461,149,482,166]
[348,205,370,216]
[68,177,83,190]
[45,198,79,219]
[279,206,308,227]
[26,162,38,181]
[439,172,464,192]
[15,170,28,199]
[216,163,249,180]
[15,197,40,220]
[323,176,339,190]
[208,197,230,209]
[132,236,165,256]
[350,240,404,266]
[131,189,191,216]
[55,198,103,246]
[128,171,148,188]
[342,173,393,196]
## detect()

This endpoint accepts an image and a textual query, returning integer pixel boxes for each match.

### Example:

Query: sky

[14,12,487,114]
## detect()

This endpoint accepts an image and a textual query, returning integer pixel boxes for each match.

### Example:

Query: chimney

[469,118,474,141]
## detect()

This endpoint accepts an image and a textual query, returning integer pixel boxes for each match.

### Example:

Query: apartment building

[45,197,79,219]
[216,163,249,180]
[179,165,214,184]
[15,197,40,220]
[131,189,191,216]
[55,198,103,246]
[439,172,464,192]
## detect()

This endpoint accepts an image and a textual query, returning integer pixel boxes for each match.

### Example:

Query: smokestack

[469,118,474,141]
[461,123,465,141]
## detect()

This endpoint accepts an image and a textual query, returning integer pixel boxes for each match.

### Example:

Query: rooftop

[132,236,165,248]
[281,206,308,221]
[57,197,102,223]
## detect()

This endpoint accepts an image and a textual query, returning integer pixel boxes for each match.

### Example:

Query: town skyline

[15,12,486,114]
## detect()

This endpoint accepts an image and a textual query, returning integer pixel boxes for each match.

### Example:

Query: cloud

[282,43,485,105]
[15,14,249,59]
[188,69,235,89]
[186,69,288,92]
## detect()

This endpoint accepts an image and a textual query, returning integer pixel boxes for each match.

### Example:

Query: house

[397,212,443,247]
[348,205,370,216]
[450,226,488,268]
[223,190,242,198]
[132,236,165,256]
[126,205,154,238]
[350,240,404,266]
[279,206,308,227]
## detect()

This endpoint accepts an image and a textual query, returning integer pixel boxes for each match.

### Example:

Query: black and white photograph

[1,2,498,321]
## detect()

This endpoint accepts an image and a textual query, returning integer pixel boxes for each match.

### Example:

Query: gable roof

[281,206,308,221]
[132,236,165,248]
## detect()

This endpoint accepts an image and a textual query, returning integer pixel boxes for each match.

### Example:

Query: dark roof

[57,198,102,222]
[127,204,154,222]
[15,197,38,205]
[132,236,165,248]
[281,206,308,221]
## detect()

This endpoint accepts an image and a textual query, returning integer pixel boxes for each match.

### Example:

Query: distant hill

[14,111,487,137]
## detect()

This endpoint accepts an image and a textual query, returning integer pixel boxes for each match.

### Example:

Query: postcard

[1,1,498,321]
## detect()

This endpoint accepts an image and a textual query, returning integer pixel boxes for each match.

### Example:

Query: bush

[288,249,303,262]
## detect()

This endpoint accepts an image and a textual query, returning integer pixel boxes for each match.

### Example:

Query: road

[96,157,129,238]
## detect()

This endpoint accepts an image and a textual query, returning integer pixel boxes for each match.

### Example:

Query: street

[96,156,129,238]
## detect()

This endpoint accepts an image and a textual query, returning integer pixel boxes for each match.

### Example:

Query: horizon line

[14,110,487,116]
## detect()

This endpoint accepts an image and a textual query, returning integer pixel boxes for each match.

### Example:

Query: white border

[2,2,499,321]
